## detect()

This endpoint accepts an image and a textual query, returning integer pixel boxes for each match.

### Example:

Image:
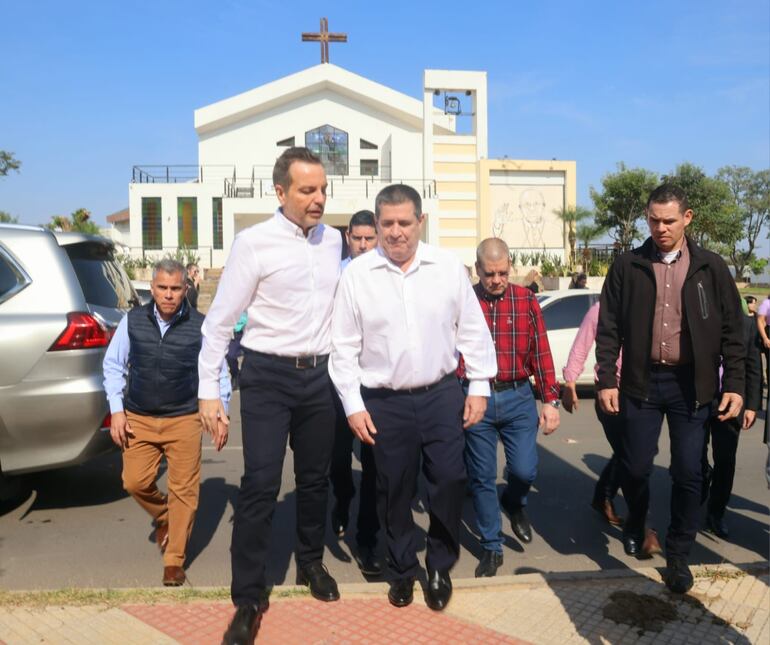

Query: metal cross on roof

[302,17,347,64]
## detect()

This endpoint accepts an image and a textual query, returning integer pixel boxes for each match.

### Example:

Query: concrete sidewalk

[0,563,767,644]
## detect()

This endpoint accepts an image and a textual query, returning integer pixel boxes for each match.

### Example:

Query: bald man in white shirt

[330,184,497,612]
[199,148,342,644]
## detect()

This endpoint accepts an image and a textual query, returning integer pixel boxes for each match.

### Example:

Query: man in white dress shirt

[198,147,342,644]
[330,184,497,611]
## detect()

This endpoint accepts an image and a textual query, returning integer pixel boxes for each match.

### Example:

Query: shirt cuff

[198,381,221,400]
[341,390,367,417]
[108,396,124,414]
[467,379,491,397]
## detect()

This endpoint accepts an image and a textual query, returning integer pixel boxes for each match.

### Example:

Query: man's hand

[597,388,620,415]
[348,410,378,445]
[716,392,743,422]
[539,404,560,435]
[561,382,578,413]
[110,411,133,449]
[463,395,487,429]
[199,398,230,451]
[742,409,756,430]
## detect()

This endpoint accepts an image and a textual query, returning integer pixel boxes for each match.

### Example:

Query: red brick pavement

[123,598,529,644]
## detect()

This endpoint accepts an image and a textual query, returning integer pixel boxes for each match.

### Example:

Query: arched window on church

[305,125,348,176]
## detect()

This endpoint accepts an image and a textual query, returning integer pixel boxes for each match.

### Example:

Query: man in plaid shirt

[459,238,561,577]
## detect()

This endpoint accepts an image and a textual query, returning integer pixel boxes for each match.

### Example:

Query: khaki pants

[123,412,202,567]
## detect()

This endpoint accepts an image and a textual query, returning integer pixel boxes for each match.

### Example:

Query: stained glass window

[305,125,348,175]
[212,197,223,250]
[177,197,198,249]
[142,197,162,250]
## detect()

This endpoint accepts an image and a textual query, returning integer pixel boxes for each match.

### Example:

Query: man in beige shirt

[596,184,744,595]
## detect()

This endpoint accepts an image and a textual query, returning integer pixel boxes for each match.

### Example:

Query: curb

[1,562,766,606]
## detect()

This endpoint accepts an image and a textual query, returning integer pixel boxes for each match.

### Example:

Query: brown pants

[123,412,202,567]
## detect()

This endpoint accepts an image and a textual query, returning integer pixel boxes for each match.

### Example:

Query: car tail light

[100,414,111,430]
[50,312,111,351]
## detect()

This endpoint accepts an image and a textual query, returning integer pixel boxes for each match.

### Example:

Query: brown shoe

[155,522,169,554]
[641,529,663,558]
[162,565,186,586]
[591,498,624,527]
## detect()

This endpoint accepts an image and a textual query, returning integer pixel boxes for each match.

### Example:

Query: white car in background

[536,289,602,386]
[131,280,152,305]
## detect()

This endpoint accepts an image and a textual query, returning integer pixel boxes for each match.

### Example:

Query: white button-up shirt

[330,242,497,416]
[198,208,342,399]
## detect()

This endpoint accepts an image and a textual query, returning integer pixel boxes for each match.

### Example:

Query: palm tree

[553,206,593,268]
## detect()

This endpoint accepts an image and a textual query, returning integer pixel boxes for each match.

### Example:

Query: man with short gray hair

[330,184,497,611]
[103,259,231,586]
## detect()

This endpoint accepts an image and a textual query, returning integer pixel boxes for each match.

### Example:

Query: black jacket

[596,236,745,407]
[741,315,763,413]
[124,301,204,417]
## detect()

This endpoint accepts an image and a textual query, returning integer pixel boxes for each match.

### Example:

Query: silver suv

[0,224,138,482]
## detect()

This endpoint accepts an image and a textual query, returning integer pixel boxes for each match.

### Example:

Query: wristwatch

[547,400,561,409]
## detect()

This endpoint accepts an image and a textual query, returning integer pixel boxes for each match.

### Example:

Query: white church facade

[115,63,576,268]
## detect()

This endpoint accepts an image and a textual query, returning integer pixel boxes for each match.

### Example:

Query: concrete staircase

[197,267,223,314]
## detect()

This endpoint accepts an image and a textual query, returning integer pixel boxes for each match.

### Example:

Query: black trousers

[594,399,624,502]
[329,391,379,547]
[620,365,711,561]
[231,351,335,605]
[705,416,741,519]
[363,376,466,579]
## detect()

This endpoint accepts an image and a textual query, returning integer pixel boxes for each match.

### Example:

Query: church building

[115,42,575,268]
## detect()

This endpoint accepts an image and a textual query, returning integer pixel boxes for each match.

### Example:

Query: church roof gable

[194,64,453,135]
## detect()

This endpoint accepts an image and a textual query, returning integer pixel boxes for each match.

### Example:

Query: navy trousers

[620,365,711,561]
[363,376,466,579]
[230,351,335,605]
[594,399,624,502]
[329,390,380,547]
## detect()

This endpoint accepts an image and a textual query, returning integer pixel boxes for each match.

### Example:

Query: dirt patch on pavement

[603,590,678,633]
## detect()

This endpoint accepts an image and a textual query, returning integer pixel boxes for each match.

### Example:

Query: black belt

[463,377,530,392]
[247,349,328,369]
[362,372,456,395]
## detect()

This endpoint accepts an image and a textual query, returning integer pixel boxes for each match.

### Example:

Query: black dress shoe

[706,513,730,539]
[330,503,348,537]
[474,550,503,578]
[622,531,642,557]
[425,569,452,611]
[355,545,383,576]
[664,558,694,594]
[387,577,415,607]
[221,604,264,645]
[510,507,532,544]
[296,561,340,602]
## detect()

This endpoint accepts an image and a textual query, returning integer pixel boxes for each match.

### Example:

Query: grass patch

[695,566,747,583]
[0,585,310,608]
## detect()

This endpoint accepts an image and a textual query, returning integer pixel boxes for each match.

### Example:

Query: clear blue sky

[1,0,768,238]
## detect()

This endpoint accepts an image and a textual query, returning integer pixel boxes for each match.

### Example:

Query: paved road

[1,391,767,590]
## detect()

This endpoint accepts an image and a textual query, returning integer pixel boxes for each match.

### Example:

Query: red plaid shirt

[458,283,559,402]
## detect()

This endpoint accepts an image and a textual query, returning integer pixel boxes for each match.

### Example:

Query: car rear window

[63,242,135,309]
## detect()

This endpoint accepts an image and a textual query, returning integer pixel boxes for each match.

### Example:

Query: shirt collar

[153,301,185,326]
[370,241,438,273]
[654,240,688,264]
[274,207,323,240]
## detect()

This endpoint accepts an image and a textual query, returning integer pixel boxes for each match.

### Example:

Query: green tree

[0,151,21,177]
[590,163,659,251]
[716,166,770,280]
[46,208,101,235]
[661,162,739,250]
[553,205,593,268]
[0,211,19,223]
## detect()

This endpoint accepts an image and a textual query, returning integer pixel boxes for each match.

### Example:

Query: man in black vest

[103,259,230,586]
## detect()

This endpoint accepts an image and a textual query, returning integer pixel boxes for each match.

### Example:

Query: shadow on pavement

[186,476,239,568]
[1,451,128,519]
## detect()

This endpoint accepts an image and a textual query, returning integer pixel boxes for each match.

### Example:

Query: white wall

[197,90,424,181]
